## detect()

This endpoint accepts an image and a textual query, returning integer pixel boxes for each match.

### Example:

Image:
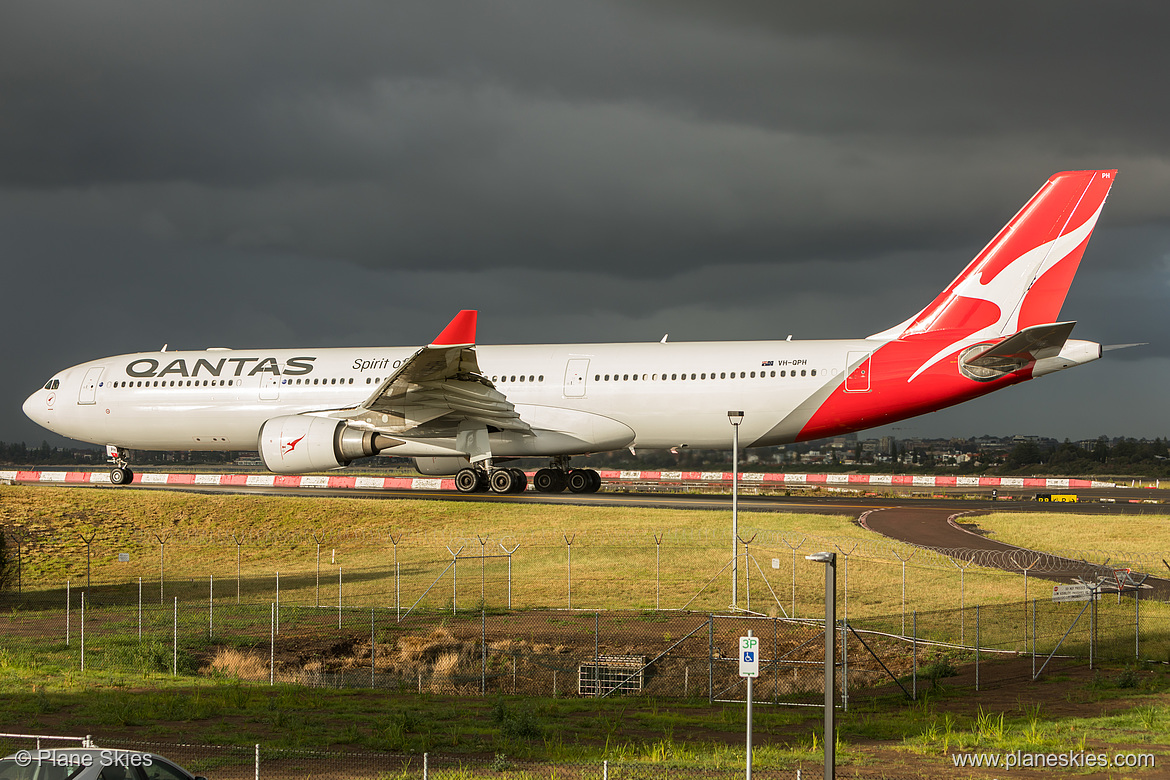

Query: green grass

[973,511,1167,562]
[7,486,1166,622]
[0,662,1167,774]
[4,486,1170,776]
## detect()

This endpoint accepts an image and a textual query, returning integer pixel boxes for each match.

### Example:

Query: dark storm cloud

[4,0,1169,276]
[2,1,1167,443]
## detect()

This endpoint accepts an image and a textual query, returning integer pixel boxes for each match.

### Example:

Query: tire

[509,468,528,493]
[587,469,602,493]
[567,469,592,493]
[455,468,481,494]
[489,468,515,494]
[533,468,566,493]
[110,467,128,486]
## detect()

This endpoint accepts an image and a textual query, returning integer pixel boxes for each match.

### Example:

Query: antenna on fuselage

[661,334,669,343]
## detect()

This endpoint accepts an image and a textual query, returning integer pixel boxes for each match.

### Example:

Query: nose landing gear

[106,445,134,486]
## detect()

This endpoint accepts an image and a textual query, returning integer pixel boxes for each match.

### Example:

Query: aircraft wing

[964,321,1077,373]
[338,311,531,437]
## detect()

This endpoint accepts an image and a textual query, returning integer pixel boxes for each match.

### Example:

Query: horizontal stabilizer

[965,321,1076,373]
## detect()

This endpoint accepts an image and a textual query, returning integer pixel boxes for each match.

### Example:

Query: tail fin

[871,170,1116,341]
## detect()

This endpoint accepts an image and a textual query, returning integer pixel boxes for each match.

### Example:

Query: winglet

[430,310,478,347]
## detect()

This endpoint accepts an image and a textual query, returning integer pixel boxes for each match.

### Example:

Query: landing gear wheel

[110,467,129,486]
[489,468,516,494]
[533,468,566,493]
[455,468,483,494]
[586,469,602,493]
[567,469,592,493]
[508,468,528,493]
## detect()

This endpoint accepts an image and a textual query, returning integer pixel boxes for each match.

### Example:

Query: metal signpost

[739,631,759,780]
[807,551,837,780]
[728,411,744,608]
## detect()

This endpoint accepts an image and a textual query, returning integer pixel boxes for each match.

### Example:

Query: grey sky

[3,1,1167,447]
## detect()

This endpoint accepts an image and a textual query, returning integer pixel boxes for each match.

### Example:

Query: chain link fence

[0,591,1166,705]
[7,523,1168,617]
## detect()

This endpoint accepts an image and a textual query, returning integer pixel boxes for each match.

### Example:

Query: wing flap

[338,311,532,439]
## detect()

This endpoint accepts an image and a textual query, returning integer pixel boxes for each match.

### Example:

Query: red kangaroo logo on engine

[282,435,306,457]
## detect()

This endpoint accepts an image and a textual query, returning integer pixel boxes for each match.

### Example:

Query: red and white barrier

[0,469,1116,491]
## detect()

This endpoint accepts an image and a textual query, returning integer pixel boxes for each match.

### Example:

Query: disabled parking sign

[739,635,759,678]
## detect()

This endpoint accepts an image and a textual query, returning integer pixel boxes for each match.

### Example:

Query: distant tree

[1006,440,1043,469]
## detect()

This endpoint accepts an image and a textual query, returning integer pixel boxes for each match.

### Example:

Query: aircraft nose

[23,388,50,427]
[22,391,37,421]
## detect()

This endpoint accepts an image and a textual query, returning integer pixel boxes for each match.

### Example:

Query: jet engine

[258,415,389,473]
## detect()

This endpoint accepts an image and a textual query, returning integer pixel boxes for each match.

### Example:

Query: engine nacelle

[414,456,472,476]
[258,415,381,474]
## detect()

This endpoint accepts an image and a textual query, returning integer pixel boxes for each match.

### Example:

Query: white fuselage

[23,339,874,456]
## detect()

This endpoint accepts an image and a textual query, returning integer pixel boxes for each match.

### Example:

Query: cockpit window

[43,379,60,390]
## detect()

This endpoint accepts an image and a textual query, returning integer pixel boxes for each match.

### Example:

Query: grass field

[2,485,1170,777]
[1,486,1166,621]
[0,659,1167,778]
[972,511,1168,562]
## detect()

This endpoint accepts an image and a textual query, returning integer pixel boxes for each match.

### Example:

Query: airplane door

[259,373,280,401]
[845,351,872,392]
[78,367,104,405]
[563,358,590,398]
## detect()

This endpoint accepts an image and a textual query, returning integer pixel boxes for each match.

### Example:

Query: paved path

[861,505,1170,598]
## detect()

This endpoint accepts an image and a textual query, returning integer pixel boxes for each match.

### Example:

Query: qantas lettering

[125,357,316,379]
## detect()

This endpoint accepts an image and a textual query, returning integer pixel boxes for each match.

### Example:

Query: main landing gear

[454,467,528,494]
[106,445,134,486]
[454,464,601,494]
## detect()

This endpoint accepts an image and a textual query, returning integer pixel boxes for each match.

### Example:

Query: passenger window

[801,370,807,376]
[811,370,817,377]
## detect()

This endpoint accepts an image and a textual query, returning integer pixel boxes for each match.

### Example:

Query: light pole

[728,410,744,608]
[806,551,837,780]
